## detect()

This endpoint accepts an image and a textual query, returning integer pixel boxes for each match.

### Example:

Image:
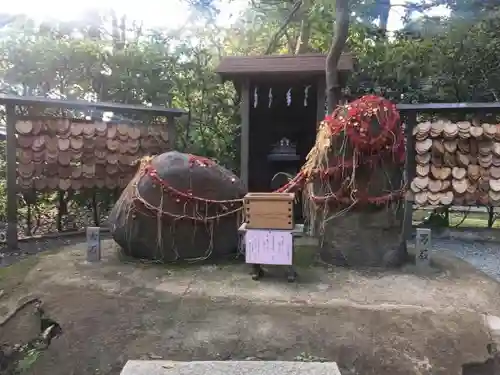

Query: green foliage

[0,15,238,166]
[16,348,41,373]
[0,13,240,224]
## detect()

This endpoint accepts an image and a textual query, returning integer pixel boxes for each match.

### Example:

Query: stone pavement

[120,361,342,375]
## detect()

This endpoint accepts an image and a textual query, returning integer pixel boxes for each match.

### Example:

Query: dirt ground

[1,239,500,375]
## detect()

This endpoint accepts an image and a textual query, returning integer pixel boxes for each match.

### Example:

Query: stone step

[120,360,341,375]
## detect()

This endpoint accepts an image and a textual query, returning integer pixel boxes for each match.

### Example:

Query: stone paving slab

[120,361,341,375]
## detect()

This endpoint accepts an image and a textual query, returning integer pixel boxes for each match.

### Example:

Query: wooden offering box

[244,192,294,230]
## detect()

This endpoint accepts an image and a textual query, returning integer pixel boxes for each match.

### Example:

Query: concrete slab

[120,361,342,375]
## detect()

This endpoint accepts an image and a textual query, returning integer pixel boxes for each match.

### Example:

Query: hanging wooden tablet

[82,123,95,139]
[70,136,83,151]
[71,166,82,179]
[70,150,82,163]
[17,134,33,148]
[107,124,117,139]
[71,179,83,191]
[18,149,33,164]
[95,121,107,136]
[107,139,119,152]
[82,153,96,166]
[105,176,117,189]
[59,179,71,191]
[34,162,44,177]
[95,136,107,150]
[58,166,72,179]
[47,177,58,190]
[107,153,118,165]
[56,118,70,135]
[83,178,95,189]
[95,179,105,189]
[58,138,70,151]
[58,151,71,166]
[70,121,83,136]
[127,139,140,154]
[31,119,43,135]
[82,164,96,178]
[128,126,141,140]
[105,164,119,175]
[16,120,33,135]
[34,177,47,191]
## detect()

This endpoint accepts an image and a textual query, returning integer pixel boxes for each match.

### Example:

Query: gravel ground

[0,232,112,268]
[2,233,500,283]
[410,238,500,282]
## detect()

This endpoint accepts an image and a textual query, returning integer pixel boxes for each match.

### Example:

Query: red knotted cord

[131,95,405,214]
[308,95,405,206]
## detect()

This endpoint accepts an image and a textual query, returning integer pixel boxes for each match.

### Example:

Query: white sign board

[415,228,431,267]
[245,229,293,265]
[86,227,101,262]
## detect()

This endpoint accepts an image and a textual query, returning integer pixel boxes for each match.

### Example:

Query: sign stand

[415,228,431,269]
[241,192,299,282]
[86,227,101,262]
[238,223,300,282]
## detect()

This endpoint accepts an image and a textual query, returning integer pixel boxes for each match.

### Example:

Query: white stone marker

[86,227,101,262]
[120,361,342,375]
[415,228,431,267]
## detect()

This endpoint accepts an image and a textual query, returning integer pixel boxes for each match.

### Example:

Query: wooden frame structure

[397,101,500,241]
[216,53,354,188]
[0,94,186,250]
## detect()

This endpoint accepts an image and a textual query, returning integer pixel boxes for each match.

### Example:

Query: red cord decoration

[304,95,405,206]
[132,95,405,216]
[143,164,243,205]
[188,154,215,167]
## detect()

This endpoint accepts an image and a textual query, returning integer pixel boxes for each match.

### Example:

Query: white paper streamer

[268,88,273,108]
[304,85,311,107]
[286,88,292,106]
[253,87,258,108]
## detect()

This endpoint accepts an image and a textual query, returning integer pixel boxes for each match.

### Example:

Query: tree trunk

[378,2,391,33]
[325,0,350,112]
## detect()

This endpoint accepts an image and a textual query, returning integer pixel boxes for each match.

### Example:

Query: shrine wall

[411,121,500,207]
[16,118,170,192]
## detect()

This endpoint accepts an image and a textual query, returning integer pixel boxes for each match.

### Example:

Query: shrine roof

[216,53,354,79]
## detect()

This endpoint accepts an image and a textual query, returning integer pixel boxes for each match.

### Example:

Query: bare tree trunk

[378,2,391,33]
[325,0,350,112]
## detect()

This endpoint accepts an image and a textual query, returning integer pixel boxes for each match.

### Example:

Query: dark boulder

[109,151,246,262]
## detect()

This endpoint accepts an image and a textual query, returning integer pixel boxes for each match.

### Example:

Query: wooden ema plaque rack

[242,192,297,282]
[244,192,294,230]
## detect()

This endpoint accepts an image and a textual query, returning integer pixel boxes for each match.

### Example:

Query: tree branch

[264,0,303,55]
[284,30,296,53]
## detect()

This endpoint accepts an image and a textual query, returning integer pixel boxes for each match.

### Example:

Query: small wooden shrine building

[216,54,354,194]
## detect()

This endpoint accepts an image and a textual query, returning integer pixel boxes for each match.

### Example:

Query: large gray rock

[312,162,407,268]
[318,209,406,268]
[120,361,342,375]
[109,151,246,262]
